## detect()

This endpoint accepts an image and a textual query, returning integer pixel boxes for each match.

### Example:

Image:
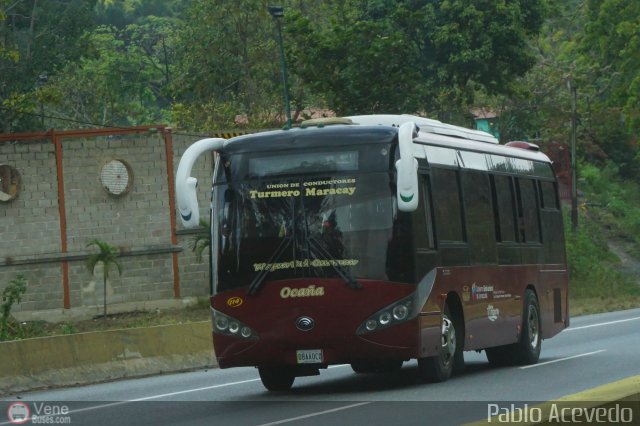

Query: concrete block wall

[63,135,172,249]
[0,139,61,258]
[0,128,220,317]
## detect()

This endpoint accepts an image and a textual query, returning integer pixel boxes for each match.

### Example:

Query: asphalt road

[3,308,640,426]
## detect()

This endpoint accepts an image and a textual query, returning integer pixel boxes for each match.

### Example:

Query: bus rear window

[249,151,358,177]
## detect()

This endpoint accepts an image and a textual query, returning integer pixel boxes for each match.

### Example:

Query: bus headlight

[379,312,392,325]
[215,316,229,331]
[365,320,378,331]
[211,308,258,339]
[393,304,409,321]
[356,294,416,335]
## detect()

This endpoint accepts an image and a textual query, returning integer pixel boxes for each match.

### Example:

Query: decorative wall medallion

[100,159,133,196]
[0,165,21,202]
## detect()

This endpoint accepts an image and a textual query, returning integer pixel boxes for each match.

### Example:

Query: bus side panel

[538,268,570,339]
[460,265,525,351]
[421,266,524,352]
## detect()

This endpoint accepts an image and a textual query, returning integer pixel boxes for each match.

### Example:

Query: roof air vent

[506,141,540,152]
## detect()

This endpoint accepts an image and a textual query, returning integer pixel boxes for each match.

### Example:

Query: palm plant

[86,239,122,319]
[0,274,27,341]
[191,218,211,263]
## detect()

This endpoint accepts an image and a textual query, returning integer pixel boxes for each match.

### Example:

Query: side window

[431,168,464,243]
[516,178,541,243]
[414,175,435,249]
[462,171,496,263]
[540,181,559,210]
[492,175,517,243]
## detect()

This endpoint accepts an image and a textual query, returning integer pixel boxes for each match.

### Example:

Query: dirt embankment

[608,239,640,281]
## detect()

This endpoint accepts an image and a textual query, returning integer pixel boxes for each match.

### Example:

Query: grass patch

[8,301,211,340]
[571,296,640,316]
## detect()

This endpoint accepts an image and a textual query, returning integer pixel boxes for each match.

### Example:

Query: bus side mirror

[395,121,419,212]
[176,138,225,228]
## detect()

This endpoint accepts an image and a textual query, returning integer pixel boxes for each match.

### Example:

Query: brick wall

[0,128,222,316]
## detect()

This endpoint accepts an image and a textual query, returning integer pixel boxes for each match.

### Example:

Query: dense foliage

[0,0,639,175]
[286,0,547,117]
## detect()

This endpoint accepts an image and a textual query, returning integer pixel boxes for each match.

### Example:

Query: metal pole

[570,84,578,232]
[271,11,292,129]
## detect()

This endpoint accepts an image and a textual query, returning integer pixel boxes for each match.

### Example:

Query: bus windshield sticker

[253,258,359,272]
[248,178,357,199]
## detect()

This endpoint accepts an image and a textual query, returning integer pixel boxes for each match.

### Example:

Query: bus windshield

[214,161,407,293]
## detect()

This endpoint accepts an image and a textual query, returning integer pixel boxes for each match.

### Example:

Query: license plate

[296,349,323,364]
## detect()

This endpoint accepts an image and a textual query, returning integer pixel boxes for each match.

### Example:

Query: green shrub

[0,274,27,341]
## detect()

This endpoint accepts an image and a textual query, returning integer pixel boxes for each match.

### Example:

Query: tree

[573,0,640,177]
[86,239,122,320]
[42,21,176,128]
[286,0,549,119]
[169,0,287,129]
[0,0,96,132]
[94,0,187,28]
[472,0,580,143]
[581,0,640,133]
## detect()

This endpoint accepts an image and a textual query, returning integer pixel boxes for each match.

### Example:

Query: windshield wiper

[247,235,292,296]
[299,194,361,290]
[247,198,295,296]
[247,192,362,294]
[307,235,362,290]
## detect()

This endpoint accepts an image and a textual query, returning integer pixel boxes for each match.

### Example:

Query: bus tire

[258,366,295,391]
[418,304,456,382]
[486,289,541,367]
[513,289,542,365]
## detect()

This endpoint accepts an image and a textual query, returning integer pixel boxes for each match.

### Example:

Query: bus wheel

[513,289,542,365]
[258,366,295,391]
[418,304,455,382]
[486,289,541,367]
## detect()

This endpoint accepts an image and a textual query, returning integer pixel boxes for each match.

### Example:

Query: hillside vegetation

[568,163,640,315]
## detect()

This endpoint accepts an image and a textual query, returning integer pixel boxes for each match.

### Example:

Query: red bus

[175,115,569,391]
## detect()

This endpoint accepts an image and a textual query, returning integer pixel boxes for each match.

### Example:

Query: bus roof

[221,125,397,154]
[221,114,551,164]
[346,114,551,164]
[347,114,499,144]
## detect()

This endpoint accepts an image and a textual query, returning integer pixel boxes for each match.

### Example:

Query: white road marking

[130,377,262,401]
[256,402,372,426]
[2,365,354,423]
[565,316,640,331]
[3,378,265,424]
[519,349,606,370]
